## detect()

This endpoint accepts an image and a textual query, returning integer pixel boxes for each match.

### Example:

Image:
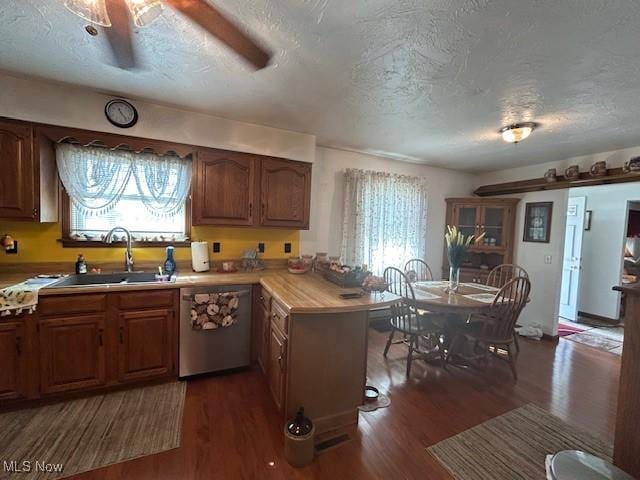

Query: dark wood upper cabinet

[0,119,57,222]
[260,158,311,229]
[192,149,258,226]
[192,149,312,229]
[0,120,35,219]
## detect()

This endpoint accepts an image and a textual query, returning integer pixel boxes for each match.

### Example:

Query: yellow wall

[0,221,299,265]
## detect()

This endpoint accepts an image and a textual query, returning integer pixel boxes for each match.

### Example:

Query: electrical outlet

[213,242,221,253]
[258,242,265,253]
[544,255,552,264]
[284,242,292,254]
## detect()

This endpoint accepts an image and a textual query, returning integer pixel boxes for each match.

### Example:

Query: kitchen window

[57,143,192,244]
[341,169,428,274]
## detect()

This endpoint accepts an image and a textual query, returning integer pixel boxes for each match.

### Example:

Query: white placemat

[463,293,497,303]
[466,283,500,292]
[415,291,440,300]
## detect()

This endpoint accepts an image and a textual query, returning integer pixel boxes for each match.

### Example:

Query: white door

[559,196,586,321]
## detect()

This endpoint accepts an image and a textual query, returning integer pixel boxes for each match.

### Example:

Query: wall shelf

[474,168,640,197]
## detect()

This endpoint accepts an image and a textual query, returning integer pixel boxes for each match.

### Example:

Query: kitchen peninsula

[0,268,398,434]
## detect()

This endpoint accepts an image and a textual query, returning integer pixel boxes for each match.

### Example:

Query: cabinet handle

[15,336,21,356]
[259,296,264,302]
[98,329,104,347]
[119,326,124,344]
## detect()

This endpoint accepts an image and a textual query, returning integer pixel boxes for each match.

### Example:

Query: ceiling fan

[63,0,272,70]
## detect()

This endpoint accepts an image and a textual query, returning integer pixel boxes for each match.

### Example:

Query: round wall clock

[105,99,138,128]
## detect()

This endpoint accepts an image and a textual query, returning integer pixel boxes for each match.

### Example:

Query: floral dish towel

[190,292,241,330]
[0,277,59,317]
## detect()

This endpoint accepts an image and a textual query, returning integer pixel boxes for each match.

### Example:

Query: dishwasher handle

[182,289,251,301]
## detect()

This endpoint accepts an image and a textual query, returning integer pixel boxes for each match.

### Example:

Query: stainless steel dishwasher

[179,285,252,378]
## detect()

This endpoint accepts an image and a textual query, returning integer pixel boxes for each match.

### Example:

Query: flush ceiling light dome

[65,0,163,28]
[499,122,538,144]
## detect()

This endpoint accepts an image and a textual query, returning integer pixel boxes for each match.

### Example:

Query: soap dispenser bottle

[75,254,87,274]
[164,246,176,277]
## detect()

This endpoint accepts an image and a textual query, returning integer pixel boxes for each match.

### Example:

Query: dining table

[411,280,501,314]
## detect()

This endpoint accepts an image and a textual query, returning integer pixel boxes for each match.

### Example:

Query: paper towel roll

[191,242,210,272]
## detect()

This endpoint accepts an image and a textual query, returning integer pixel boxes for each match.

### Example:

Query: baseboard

[578,311,620,325]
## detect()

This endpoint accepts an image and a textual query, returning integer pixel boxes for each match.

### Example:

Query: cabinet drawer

[39,294,107,316]
[258,287,272,311]
[116,289,175,310]
[271,299,289,335]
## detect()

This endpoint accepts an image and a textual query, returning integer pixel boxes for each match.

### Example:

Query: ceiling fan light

[499,122,538,144]
[64,0,111,27]
[126,0,164,27]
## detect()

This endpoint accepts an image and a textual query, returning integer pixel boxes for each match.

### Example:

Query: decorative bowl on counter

[288,256,311,274]
[323,268,371,288]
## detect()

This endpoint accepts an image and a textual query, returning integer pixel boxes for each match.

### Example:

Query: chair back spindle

[485,276,531,342]
[404,259,433,282]
[384,267,422,334]
[486,264,529,289]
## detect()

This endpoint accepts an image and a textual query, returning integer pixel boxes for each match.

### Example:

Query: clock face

[105,99,138,128]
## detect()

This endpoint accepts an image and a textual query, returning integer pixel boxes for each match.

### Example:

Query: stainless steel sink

[46,272,175,288]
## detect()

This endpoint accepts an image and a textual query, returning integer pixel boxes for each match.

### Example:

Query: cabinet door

[118,309,173,382]
[480,206,509,249]
[268,324,287,412]
[453,204,480,239]
[259,306,270,375]
[0,121,35,219]
[193,149,257,226]
[260,158,311,229]
[0,322,27,400]
[39,315,106,395]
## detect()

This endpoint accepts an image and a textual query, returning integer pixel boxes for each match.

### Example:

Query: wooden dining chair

[382,267,445,377]
[404,258,434,283]
[486,264,529,288]
[447,276,531,381]
[486,264,530,352]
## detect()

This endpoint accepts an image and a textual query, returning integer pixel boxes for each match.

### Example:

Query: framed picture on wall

[523,202,553,243]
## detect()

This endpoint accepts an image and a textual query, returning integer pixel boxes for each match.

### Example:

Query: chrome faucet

[104,226,134,272]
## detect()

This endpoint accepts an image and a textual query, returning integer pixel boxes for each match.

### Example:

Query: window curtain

[341,169,428,275]
[56,143,191,218]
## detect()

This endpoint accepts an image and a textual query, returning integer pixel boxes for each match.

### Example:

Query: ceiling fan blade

[164,0,272,70]
[104,0,138,69]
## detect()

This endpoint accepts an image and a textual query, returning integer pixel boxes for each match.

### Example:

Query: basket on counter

[322,268,371,288]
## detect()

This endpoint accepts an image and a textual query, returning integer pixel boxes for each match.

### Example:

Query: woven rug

[0,382,186,480]
[557,323,586,337]
[566,332,622,355]
[427,403,612,480]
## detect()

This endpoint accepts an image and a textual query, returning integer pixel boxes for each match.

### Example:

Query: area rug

[557,322,586,337]
[565,332,622,354]
[0,381,186,480]
[427,403,612,480]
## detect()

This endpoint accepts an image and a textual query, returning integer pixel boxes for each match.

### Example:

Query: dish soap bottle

[75,254,87,274]
[164,246,176,277]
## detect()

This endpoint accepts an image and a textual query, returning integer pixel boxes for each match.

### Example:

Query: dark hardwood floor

[70,331,620,480]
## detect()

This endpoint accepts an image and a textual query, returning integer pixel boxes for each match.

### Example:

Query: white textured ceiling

[2,0,640,172]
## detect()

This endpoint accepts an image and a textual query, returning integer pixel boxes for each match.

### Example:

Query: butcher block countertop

[0,270,398,314]
[260,272,399,314]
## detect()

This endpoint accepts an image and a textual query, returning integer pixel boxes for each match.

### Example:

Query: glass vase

[449,266,460,293]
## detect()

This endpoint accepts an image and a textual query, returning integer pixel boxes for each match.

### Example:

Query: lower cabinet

[268,322,287,412]
[118,309,173,383]
[39,315,107,395]
[0,321,28,400]
[0,289,179,405]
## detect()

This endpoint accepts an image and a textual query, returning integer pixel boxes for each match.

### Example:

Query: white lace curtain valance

[56,143,192,218]
[340,169,428,275]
